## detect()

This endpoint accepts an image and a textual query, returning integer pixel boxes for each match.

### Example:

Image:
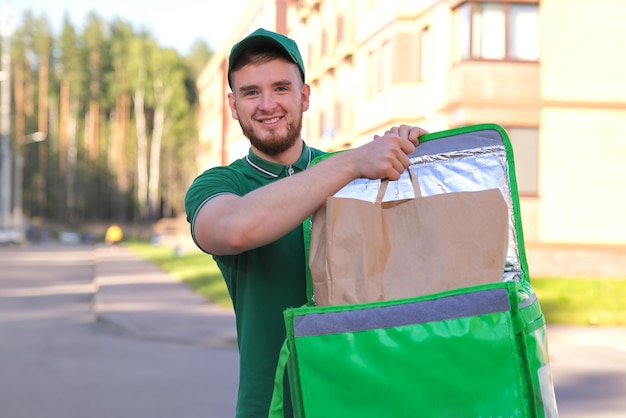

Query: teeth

[262,117,280,124]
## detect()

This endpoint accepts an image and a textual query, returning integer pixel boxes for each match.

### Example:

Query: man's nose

[259,93,278,111]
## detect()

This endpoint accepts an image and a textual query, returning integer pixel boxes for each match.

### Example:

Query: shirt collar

[245,142,313,178]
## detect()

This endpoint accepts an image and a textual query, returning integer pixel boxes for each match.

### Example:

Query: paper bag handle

[376,168,422,203]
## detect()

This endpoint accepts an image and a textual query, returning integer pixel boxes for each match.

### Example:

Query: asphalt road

[548,328,626,417]
[1,243,625,417]
[0,244,238,418]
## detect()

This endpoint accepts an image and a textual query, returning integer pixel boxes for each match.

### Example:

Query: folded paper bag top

[309,169,510,306]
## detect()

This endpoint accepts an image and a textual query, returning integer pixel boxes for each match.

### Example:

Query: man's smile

[258,116,282,125]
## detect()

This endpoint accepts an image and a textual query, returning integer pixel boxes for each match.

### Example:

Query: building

[195,0,626,276]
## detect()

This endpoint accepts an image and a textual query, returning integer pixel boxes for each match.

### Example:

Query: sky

[7,0,251,54]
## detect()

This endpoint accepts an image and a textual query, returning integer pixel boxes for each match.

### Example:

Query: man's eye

[243,90,258,97]
[276,87,288,92]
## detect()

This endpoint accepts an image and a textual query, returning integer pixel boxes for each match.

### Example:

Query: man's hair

[228,45,304,87]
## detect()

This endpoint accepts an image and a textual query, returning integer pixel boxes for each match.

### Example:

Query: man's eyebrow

[273,79,292,87]
[238,84,259,93]
[238,79,293,93]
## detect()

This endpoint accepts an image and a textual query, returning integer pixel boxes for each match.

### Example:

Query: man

[185,28,426,418]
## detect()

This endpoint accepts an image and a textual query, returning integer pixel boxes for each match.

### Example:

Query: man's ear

[227,92,239,120]
[301,84,311,113]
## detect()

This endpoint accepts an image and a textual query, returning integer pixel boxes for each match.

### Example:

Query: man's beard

[240,116,303,156]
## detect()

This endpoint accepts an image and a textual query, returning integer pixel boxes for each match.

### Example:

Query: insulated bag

[269,124,558,418]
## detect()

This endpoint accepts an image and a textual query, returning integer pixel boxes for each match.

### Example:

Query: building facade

[195,0,626,253]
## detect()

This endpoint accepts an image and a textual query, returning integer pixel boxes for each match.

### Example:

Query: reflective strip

[519,291,537,309]
[294,287,511,337]
[538,364,559,418]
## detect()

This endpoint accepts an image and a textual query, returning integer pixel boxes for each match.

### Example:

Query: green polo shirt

[185,142,326,418]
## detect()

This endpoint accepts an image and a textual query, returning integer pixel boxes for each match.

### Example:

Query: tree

[185,39,212,79]
[11,11,52,219]
[109,19,135,220]
[147,47,191,219]
[58,14,86,222]
[9,8,205,227]
[128,33,153,220]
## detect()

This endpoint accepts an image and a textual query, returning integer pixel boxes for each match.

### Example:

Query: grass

[530,277,626,326]
[124,242,626,326]
[124,242,233,308]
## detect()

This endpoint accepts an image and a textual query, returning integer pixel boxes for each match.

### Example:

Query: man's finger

[408,127,428,145]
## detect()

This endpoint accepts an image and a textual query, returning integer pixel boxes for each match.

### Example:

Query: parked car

[0,228,23,245]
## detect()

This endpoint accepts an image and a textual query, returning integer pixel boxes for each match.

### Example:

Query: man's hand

[374,124,427,147]
[347,124,428,181]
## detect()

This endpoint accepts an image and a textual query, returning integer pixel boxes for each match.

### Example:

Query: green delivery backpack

[269,124,559,418]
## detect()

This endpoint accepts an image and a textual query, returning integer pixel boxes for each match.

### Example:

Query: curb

[92,306,238,348]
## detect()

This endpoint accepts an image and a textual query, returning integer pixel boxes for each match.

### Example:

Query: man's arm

[193,125,426,255]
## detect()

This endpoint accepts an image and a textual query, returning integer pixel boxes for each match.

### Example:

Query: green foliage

[11,9,210,225]
[185,39,213,78]
[125,243,232,308]
[531,277,626,326]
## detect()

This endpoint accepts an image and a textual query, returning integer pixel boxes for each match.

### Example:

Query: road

[0,243,625,417]
[548,326,626,417]
[0,244,238,418]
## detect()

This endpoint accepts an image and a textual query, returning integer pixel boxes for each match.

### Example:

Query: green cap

[228,28,305,87]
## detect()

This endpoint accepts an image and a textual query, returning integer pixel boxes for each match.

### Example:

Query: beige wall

[539,0,626,244]
[195,0,626,247]
[541,0,626,102]
[539,108,626,243]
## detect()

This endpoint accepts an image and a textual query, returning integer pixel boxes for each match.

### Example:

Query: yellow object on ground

[105,224,123,244]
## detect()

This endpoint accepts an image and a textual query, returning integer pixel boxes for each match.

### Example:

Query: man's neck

[252,139,304,165]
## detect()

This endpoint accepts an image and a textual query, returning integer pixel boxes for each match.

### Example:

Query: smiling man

[184,28,426,418]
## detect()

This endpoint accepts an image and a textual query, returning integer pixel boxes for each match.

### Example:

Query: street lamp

[12,131,47,234]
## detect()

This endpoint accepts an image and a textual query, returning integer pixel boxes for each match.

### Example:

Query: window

[419,26,432,81]
[318,109,326,139]
[337,15,345,44]
[453,3,471,62]
[472,3,506,59]
[335,101,343,132]
[367,50,375,97]
[507,127,539,196]
[453,2,539,62]
[367,40,393,97]
[379,40,393,92]
[509,4,539,60]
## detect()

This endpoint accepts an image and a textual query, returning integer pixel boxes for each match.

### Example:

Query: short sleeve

[184,166,244,237]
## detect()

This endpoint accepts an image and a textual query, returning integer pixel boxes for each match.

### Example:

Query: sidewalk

[90,244,626,351]
[92,245,237,347]
[546,323,626,351]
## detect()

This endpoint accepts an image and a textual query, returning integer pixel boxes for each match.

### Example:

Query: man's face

[228,58,310,157]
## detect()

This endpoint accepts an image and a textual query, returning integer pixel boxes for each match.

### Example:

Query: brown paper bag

[309,169,509,306]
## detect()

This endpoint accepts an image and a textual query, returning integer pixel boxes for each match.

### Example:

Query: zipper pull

[288,165,295,176]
